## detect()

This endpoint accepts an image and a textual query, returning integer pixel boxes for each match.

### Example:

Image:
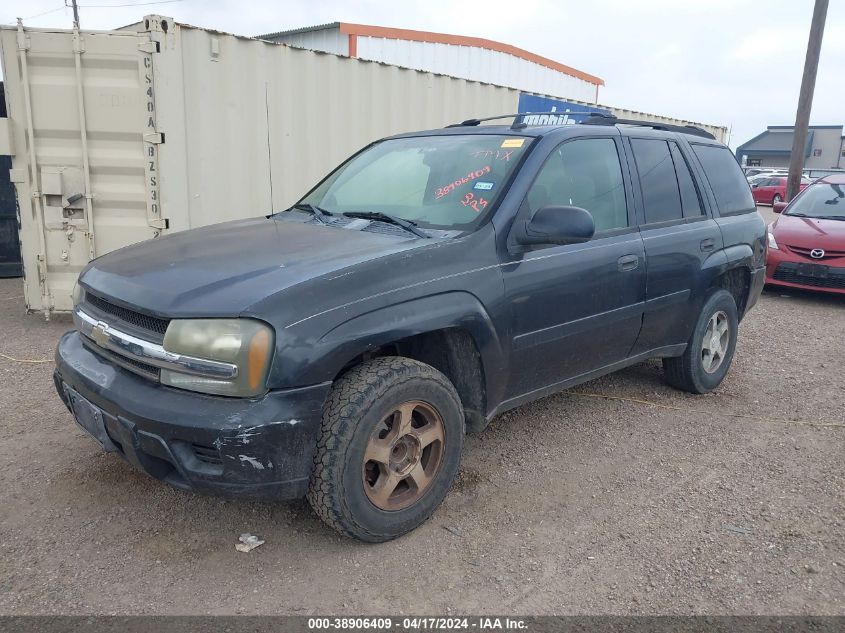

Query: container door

[0,26,164,313]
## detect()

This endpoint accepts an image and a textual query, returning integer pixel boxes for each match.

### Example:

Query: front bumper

[765,248,845,295]
[54,331,331,500]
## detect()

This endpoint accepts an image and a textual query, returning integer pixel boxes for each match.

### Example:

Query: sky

[1,0,843,149]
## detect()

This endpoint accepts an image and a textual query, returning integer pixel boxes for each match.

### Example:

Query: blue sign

[517,93,610,125]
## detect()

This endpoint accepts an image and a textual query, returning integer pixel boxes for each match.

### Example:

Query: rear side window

[669,142,703,218]
[691,144,756,215]
[631,139,683,223]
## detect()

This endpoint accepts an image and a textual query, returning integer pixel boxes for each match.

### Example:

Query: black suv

[55,115,766,542]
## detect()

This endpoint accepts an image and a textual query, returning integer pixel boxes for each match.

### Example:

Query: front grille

[81,336,161,380]
[785,245,845,260]
[85,292,170,336]
[773,263,845,290]
[192,443,222,465]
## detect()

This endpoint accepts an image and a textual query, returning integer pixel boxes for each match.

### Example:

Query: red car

[765,174,845,294]
[751,175,810,205]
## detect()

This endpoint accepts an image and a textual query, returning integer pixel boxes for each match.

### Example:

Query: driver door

[501,136,646,399]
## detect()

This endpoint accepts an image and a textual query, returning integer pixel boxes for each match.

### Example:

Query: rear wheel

[663,289,738,394]
[772,193,782,206]
[307,357,464,542]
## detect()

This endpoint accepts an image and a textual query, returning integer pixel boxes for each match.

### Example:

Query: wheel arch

[311,293,505,433]
[701,243,755,320]
[711,265,752,319]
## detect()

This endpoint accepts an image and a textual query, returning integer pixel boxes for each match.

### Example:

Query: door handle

[617,254,639,272]
[700,238,716,252]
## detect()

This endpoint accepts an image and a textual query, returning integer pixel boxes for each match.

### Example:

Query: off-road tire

[663,289,738,394]
[307,357,464,542]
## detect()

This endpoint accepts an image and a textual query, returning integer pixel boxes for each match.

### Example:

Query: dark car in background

[766,174,845,294]
[752,175,811,206]
[54,115,766,542]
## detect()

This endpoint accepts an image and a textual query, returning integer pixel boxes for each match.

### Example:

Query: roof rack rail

[580,112,715,140]
[444,111,716,140]
[445,112,600,128]
[445,114,519,127]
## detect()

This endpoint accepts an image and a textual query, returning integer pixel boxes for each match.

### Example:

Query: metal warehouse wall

[354,36,598,103]
[275,27,349,57]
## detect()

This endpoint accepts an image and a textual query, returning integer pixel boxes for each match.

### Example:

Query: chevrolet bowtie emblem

[92,321,110,347]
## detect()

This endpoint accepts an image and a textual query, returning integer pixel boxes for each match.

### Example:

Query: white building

[258,22,604,104]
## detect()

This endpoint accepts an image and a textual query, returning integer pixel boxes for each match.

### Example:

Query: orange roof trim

[338,22,604,87]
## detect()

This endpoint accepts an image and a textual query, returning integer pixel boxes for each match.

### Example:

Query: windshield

[298,134,532,230]
[786,181,845,219]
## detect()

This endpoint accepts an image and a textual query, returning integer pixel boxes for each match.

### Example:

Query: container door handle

[700,238,716,252]
[617,254,639,272]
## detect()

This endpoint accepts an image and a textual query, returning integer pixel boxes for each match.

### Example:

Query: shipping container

[0,16,728,315]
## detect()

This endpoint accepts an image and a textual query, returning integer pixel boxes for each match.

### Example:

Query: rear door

[625,134,723,354]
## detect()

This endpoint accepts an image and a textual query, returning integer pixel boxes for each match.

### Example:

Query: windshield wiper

[813,215,845,221]
[290,203,334,224]
[342,211,430,239]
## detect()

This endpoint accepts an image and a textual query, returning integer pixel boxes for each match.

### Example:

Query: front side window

[786,181,845,220]
[299,134,531,229]
[691,144,756,215]
[526,138,628,232]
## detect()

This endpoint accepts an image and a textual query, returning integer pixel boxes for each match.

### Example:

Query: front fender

[287,292,506,399]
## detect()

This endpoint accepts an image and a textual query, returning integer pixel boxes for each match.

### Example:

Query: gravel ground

[0,230,843,615]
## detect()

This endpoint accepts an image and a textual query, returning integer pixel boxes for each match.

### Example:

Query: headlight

[71,282,84,306]
[767,229,779,250]
[160,319,275,397]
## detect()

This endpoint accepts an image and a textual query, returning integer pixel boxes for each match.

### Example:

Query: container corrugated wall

[156,22,520,231]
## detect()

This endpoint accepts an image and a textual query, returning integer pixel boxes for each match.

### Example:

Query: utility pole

[69,0,80,29]
[786,0,828,201]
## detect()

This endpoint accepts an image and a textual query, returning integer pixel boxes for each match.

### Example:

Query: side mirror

[773,201,787,213]
[516,205,595,246]
[751,183,759,188]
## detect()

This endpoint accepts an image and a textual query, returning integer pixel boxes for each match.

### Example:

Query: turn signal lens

[248,327,272,392]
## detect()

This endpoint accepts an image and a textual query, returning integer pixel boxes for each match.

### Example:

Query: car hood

[772,214,845,250]
[79,215,431,317]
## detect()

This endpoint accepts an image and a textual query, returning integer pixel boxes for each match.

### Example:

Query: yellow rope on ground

[0,352,52,364]
[569,391,844,429]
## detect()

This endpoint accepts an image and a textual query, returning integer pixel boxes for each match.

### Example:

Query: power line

[76,0,184,7]
[20,5,68,20]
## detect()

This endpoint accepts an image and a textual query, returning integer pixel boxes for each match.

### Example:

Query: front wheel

[307,357,464,542]
[663,289,738,394]
[772,193,782,206]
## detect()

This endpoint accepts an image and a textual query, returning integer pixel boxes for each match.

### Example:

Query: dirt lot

[1,223,843,615]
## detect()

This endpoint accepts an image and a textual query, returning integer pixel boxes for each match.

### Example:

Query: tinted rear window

[691,144,755,215]
[631,138,683,224]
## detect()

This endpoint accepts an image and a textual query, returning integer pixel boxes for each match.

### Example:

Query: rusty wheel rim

[362,400,445,511]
